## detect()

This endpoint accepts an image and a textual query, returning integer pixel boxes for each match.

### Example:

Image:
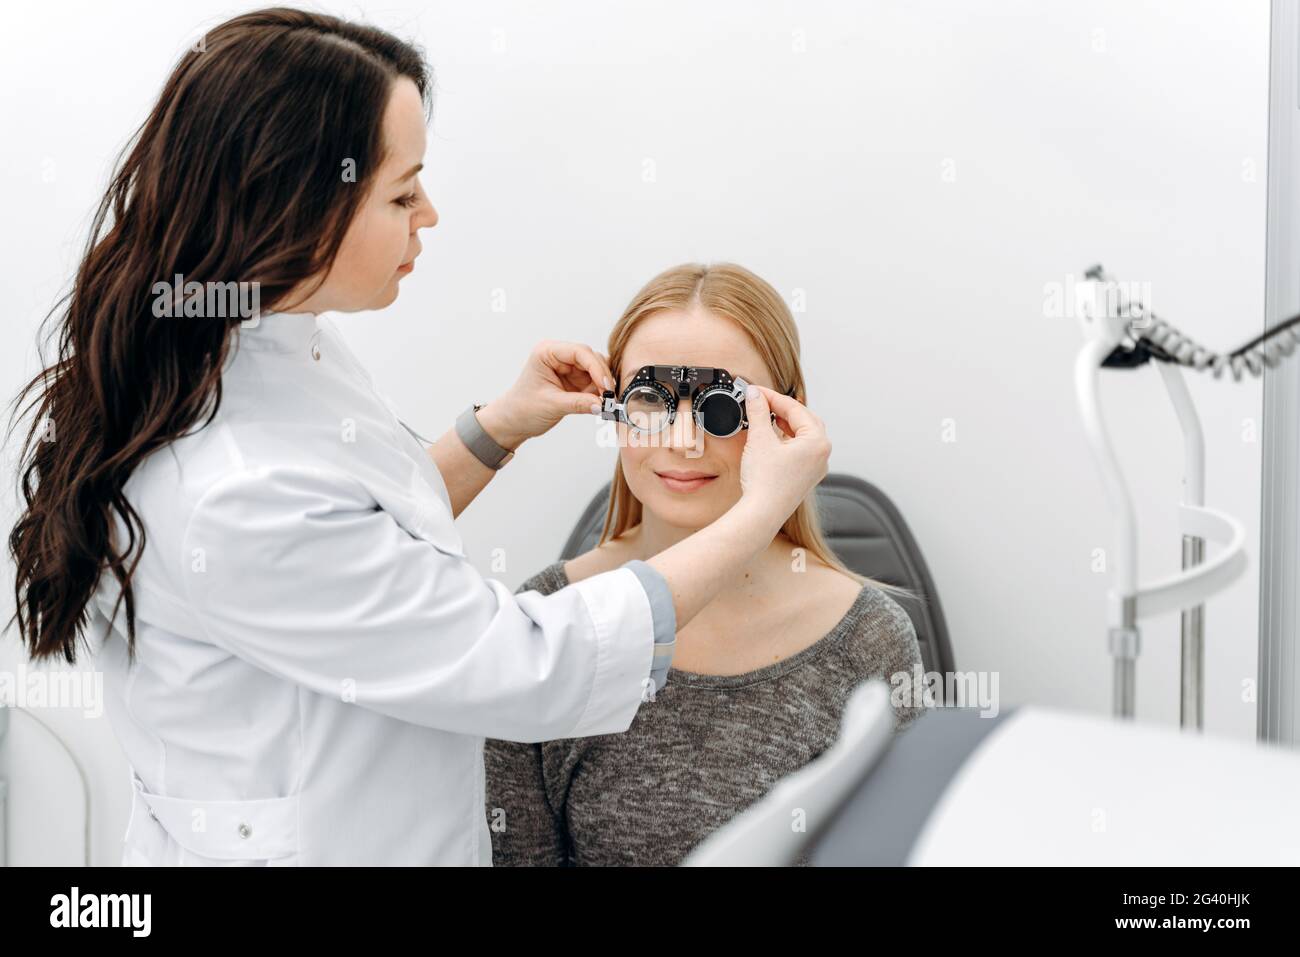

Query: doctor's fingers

[560,390,608,417]
[754,385,823,436]
[538,341,615,395]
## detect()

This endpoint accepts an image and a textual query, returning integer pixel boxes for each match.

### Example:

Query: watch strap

[456,404,514,470]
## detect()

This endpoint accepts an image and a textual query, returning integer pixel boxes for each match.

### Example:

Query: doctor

[7,8,831,865]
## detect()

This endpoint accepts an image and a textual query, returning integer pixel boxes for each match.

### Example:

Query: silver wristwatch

[455,403,515,470]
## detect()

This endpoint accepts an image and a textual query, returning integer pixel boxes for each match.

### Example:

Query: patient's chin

[642,494,729,532]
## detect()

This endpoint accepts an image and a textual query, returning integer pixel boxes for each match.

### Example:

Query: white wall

[0,0,1271,865]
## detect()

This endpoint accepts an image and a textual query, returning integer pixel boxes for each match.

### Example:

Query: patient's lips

[655,469,718,493]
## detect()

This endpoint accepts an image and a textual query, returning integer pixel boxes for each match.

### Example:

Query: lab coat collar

[235,309,324,354]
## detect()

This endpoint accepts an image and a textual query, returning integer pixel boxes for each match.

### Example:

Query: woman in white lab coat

[7,8,829,865]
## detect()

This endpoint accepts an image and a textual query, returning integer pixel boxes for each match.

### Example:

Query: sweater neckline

[551,560,877,690]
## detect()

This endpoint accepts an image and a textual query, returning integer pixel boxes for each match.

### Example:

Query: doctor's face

[284,77,438,314]
[616,305,779,532]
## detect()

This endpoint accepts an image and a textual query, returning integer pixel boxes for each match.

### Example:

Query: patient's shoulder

[772,561,870,650]
[560,533,642,585]
[840,583,922,674]
[803,563,866,616]
[514,533,642,597]
[515,561,570,597]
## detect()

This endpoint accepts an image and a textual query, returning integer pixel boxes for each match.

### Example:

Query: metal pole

[1180,537,1206,730]
[1111,596,1138,719]
[1260,0,1300,747]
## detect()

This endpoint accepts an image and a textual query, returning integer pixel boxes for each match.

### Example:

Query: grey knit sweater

[483,561,926,867]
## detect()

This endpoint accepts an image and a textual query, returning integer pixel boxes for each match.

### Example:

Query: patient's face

[617,304,778,531]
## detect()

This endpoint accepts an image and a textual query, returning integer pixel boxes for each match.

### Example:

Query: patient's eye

[394,193,419,209]
[624,387,671,433]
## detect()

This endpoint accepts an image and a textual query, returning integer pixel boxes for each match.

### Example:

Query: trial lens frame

[599,364,761,438]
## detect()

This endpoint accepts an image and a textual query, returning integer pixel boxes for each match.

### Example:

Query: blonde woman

[484,262,924,866]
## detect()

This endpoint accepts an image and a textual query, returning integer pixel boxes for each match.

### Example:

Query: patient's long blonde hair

[598,262,917,603]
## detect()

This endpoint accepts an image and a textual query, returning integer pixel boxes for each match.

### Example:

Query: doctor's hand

[474,340,616,450]
[736,385,831,527]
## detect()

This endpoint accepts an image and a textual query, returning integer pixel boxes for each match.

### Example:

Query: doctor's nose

[416,200,438,231]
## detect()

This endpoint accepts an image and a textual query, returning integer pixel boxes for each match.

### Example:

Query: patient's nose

[662,397,703,452]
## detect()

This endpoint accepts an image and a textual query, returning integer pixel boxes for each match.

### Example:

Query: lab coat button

[238,822,252,839]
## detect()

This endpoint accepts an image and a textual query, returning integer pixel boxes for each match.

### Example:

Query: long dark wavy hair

[7,8,431,663]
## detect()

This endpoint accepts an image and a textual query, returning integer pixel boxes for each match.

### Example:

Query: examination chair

[557,479,1300,867]
[682,680,1300,866]
[560,473,956,680]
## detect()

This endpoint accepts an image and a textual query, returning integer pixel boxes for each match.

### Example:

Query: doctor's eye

[393,193,420,209]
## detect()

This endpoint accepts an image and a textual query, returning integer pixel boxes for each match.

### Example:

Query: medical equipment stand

[1075,270,1257,726]
[1079,5,1300,732]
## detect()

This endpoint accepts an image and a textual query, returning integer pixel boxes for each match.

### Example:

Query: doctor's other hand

[473,340,616,450]
[736,385,831,527]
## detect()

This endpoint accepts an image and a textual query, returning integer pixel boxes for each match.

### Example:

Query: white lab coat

[89,311,659,865]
